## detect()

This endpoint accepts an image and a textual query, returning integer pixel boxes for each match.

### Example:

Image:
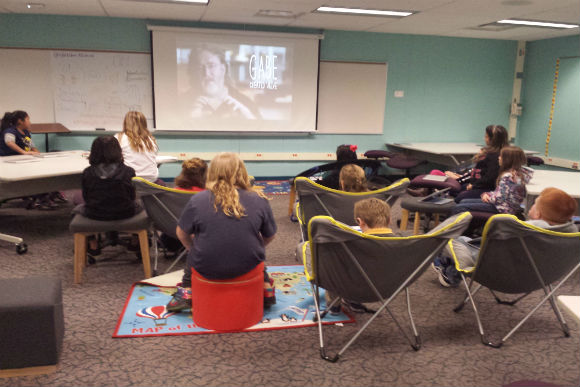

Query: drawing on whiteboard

[51,51,153,131]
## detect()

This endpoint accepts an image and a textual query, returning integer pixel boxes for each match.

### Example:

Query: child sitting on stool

[76,136,143,256]
[167,152,277,312]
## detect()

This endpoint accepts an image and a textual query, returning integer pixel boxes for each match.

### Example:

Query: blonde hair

[339,164,368,192]
[121,111,157,152]
[174,157,207,190]
[206,152,267,219]
[354,198,391,228]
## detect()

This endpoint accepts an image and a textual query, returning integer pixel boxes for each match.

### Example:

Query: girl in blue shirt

[0,110,39,156]
[0,111,66,209]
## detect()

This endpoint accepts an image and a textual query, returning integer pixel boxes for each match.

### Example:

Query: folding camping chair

[300,212,472,362]
[287,158,393,216]
[132,177,198,276]
[451,214,580,348]
[294,176,410,241]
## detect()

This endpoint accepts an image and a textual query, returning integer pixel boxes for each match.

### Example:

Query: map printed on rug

[113,265,354,338]
[251,180,290,195]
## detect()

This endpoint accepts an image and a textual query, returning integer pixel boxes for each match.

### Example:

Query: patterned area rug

[113,265,353,338]
[252,180,291,195]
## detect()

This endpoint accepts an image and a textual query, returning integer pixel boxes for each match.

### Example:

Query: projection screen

[150,26,322,133]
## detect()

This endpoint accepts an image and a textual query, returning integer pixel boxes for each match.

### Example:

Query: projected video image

[177,43,292,122]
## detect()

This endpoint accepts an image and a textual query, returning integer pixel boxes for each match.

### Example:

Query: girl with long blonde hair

[115,111,160,182]
[339,164,368,193]
[168,153,277,312]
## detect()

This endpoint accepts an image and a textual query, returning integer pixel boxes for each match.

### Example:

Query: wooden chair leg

[288,186,296,216]
[73,233,86,284]
[137,229,152,279]
[400,209,409,231]
[413,211,421,235]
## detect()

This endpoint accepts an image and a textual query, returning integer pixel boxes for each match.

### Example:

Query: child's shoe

[166,286,192,313]
[50,191,68,204]
[342,300,376,314]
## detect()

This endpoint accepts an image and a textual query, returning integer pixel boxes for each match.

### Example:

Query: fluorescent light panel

[166,0,208,3]
[497,19,578,29]
[26,2,45,9]
[316,6,413,17]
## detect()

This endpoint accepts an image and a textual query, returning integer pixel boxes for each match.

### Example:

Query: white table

[557,295,580,323]
[386,142,538,167]
[156,155,179,165]
[0,151,89,201]
[525,169,580,211]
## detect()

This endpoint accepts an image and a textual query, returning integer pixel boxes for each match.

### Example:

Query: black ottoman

[400,196,456,234]
[0,277,64,374]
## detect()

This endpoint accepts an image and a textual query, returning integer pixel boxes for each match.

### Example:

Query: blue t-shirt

[178,189,277,279]
[0,127,34,156]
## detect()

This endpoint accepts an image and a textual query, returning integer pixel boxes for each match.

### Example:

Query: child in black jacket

[79,136,142,254]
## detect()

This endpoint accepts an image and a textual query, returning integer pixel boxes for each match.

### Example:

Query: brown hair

[475,124,509,161]
[497,146,527,185]
[120,111,157,153]
[339,164,368,193]
[206,152,267,219]
[174,157,207,190]
[354,198,391,229]
[536,187,578,224]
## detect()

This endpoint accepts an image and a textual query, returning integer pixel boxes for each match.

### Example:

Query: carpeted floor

[0,189,579,387]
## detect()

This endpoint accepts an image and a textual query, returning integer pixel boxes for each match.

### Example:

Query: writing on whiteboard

[51,51,153,131]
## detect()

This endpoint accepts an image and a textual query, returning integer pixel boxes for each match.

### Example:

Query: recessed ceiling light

[315,6,414,17]
[497,19,579,29]
[122,0,208,4]
[26,2,45,9]
[171,0,208,3]
[256,9,296,18]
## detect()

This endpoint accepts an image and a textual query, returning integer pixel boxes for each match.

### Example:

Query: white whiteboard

[316,61,387,134]
[0,48,153,131]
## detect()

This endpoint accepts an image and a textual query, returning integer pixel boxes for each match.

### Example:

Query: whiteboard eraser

[96,128,106,131]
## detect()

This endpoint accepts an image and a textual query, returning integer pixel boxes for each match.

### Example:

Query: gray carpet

[0,192,579,387]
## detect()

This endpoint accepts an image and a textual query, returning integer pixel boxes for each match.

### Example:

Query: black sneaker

[342,300,376,314]
[328,304,342,316]
[166,287,192,313]
[50,191,68,204]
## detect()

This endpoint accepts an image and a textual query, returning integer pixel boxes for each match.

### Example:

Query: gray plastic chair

[294,176,410,241]
[450,214,580,348]
[300,212,472,362]
[132,177,198,275]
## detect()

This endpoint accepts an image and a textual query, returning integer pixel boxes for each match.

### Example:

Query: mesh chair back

[295,177,409,228]
[472,214,580,294]
[307,212,472,303]
[132,177,197,239]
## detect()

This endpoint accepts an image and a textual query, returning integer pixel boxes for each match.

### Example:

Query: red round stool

[191,262,265,331]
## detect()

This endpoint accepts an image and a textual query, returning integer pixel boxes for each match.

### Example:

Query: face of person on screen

[198,49,226,98]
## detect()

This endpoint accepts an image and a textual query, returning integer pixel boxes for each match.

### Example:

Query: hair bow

[349,144,358,152]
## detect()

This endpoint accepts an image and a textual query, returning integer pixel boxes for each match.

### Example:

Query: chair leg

[311,283,339,363]
[137,229,152,279]
[288,186,296,216]
[73,233,86,284]
[405,288,421,350]
[433,214,440,227]
[400,209,409,231]
[413,211,421,235]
